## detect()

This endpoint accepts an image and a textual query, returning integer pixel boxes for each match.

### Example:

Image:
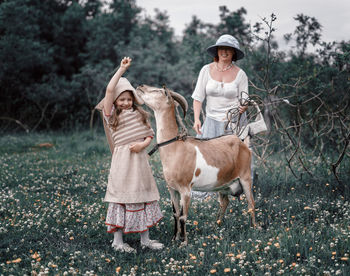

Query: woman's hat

[95,77,144,111]
[206,34,244,60]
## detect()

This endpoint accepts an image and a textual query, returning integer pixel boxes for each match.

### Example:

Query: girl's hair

[214,48,237,62]
[109,91,150,131]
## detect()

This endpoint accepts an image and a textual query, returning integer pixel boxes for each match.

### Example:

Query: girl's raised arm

[104,57,132,115]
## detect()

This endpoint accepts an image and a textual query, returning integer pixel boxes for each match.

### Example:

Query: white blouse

[192,64,249,121]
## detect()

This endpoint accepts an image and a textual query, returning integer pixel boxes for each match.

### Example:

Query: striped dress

[102,108,163,233]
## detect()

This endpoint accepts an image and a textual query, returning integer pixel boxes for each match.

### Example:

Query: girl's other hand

[129,142,144,153]
[120,57,132,70]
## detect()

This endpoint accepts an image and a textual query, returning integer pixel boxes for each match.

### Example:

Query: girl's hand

[193,120,202,135]
[120,57,132,71]
[129,137,151,153]
[239,104,248,114]
[129,142,144,153]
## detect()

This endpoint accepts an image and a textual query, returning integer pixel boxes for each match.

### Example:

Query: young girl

[95,57,163,253]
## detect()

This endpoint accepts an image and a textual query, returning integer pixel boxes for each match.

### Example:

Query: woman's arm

[104,57,132,116]
[238,71,249,114]
[193,100,203,135]
[191,65,209,135]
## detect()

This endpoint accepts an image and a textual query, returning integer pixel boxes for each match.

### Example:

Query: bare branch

[0,117,30,132]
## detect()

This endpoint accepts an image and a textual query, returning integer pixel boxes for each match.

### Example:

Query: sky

[137,0,350,49]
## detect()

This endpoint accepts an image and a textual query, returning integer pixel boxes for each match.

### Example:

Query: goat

[136,85,256,245]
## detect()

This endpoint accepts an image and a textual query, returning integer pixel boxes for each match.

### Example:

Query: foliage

[216,6,251,47]
[0,1,348,136]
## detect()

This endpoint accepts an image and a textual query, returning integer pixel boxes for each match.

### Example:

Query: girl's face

[217,46,235,62]
[115,91,134,110]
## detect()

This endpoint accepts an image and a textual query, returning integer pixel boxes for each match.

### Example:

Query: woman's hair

[109,91,150,131]
[214,47,237,62]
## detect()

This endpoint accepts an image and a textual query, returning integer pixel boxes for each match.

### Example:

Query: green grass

[0,131,349,275]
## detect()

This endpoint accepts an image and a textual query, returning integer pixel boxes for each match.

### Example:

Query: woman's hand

[120,57,132,71]
[239,104,248,114]
[193,120,202,135]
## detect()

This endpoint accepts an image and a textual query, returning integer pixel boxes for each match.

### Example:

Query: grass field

[0,131,349,275]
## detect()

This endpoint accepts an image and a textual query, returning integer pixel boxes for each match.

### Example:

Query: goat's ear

[163,85,173,104]
[162,85,168,96]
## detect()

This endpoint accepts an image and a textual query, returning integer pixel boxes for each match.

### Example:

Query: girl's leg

[112,230,136,253]
[140,230,164,250]
[113,230,123,246]
[140,229,150,244]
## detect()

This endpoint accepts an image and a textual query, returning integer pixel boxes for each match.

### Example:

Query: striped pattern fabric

[105,109,154,147]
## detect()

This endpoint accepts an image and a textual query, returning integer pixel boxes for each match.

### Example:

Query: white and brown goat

[136,85,256,245]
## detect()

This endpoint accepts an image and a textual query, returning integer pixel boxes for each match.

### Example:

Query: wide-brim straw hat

[206,34,244,60]
[95,77,144,111]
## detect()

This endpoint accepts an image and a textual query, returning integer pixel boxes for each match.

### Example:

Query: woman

[191,34,250,200]
[192,34,249,139]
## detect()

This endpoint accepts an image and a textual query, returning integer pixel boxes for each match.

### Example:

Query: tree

[84,0,141,65]
[216,6,251,47]
[284,14,322,56]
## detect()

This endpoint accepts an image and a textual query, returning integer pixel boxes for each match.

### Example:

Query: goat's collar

[148,134,187,156]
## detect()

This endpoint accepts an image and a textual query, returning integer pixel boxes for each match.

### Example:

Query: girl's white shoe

[141,240,164,250]
[112,243,136,253]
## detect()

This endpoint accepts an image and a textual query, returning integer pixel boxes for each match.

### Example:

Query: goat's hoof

[174,233,182,241]
[180,240,188,247]
[172,235,180,241]
[251,224,259,229]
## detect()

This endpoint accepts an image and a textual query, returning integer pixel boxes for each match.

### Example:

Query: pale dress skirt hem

[105,201,163,234]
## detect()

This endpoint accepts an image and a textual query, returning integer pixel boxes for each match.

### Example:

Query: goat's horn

[170,91,188,118]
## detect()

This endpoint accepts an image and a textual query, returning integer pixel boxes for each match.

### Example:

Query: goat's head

[136,85,188,117]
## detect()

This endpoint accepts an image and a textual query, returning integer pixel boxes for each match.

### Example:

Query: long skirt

[105,201,163,234]
[196,114,247,139]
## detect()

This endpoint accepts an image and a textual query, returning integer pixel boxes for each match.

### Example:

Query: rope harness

[148,133,187,156]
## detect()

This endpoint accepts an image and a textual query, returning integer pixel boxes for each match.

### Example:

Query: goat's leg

[179,190,191,246]
[171,202,178,240]
[239,176,256,227]
[168,187,181,240]
[217,192,229,222]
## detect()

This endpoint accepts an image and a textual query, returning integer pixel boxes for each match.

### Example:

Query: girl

[95,57,163,253]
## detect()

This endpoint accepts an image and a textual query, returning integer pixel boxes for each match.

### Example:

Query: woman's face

[115,91,134,110]
[217,46,235,62]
